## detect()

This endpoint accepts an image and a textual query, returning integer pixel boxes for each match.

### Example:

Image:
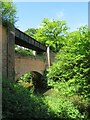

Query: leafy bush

[2,79,54,119]
[45,95,86,120]
[46,26,90,119]
[47,26,90,95]
[2,78,90,120]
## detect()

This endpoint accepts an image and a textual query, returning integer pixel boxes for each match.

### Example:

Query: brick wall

[15,54,47,80]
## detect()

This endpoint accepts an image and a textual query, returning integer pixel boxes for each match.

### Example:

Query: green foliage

[47,26,90,119]
[25,28,37,37]
[47,26,90,92]
[2,12,90,119]
[19,72,32,83]
[45,94,86,120]
[15,45,33,56]
[3,78,89,120]
[2,79,53,119]
[0,1,17,26]
[33,18,69,52]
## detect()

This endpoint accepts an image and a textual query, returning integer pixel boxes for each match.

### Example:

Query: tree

[25,28,37,38]
[0,1,17,26]
[34,18,69,52]
[47,25,90,95]
[47,26,90,119]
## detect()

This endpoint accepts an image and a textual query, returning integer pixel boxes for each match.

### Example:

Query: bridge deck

[15,28,47,52]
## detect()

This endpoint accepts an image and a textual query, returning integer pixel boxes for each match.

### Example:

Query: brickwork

[0,25,51,119]
[15,54,47,80]
[0,25,50,81]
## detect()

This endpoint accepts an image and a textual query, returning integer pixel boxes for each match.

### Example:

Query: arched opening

[17,71,47,93]
[17,72,34,91]
[32,71,47,93]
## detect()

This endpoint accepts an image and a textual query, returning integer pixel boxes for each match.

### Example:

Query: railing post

[47,47,51,67]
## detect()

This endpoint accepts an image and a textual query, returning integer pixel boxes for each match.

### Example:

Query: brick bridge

[0,25,51,81]
[15,54,47,80]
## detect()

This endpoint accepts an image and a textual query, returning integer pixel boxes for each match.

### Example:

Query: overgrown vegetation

[2,79,53,119]
[2,1,90,119]
[3,24,90,119]
[47,25,90,119]
[3,78,89,120]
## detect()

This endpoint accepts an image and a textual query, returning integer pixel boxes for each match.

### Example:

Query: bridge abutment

[0,26,15,81]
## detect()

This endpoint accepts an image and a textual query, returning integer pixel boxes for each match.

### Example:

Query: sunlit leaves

[34,18,69,52]
[0,1,17,26]
[25,28,37,37]
[47,26,90,96]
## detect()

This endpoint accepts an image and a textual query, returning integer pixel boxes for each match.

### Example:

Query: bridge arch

[17,70,47,92]
[31,71,46,91]
[1,26,51,83]
[15,54,46,80]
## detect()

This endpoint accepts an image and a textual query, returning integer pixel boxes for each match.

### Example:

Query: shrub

[2,79,52,119]
[47,26,90,96]
[46,26,90,119]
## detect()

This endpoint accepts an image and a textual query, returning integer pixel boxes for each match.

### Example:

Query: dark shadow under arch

[31,71,47,93]
[17,71,48,93]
